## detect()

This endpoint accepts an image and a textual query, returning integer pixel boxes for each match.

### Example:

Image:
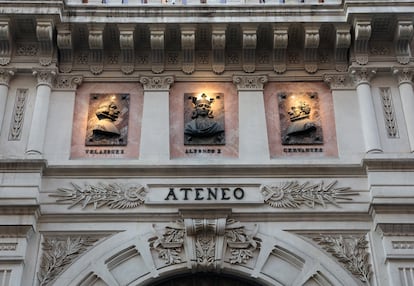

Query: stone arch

[48,226,362,286]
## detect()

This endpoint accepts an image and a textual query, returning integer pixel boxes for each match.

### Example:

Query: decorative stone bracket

[57,24,73,73]
[181,25,196,75]
[304,25,320,74]
[242,25,257,73]
[36,19,54,66]
[212,25,226,75]
[394,20,414,65]
[119,25,135,75]
[88,25,105,75]
[0,18,11,66]
[273,25,289,74]
[150,25,165,74]
[335,24,351,72]
[354,19,372,65]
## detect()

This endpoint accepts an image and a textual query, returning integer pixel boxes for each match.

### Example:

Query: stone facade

[0,0,414,285]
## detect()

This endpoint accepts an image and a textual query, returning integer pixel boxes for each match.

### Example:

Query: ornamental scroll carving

[36,20,54,66]
[38,236,99,286]
[212,25,226,74]
[50,183,147,209]
[0,19,11,66]
[139,75,174,91]
[354,20,372,65]
[232,74,268,91]
[149,218,259,269]
[260,181,358,209]
[314,235,372,285]
[395,20,413,65]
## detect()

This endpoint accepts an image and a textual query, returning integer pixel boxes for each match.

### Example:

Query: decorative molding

[354,20,372,65]
[334,24,351,72]
[392,67,414,85]
[50,183,147,209]
[232,74,268,91]
[57,24,73,73]
[377,224,414,237]
[38,236,99,286]
[394,20,413,65]
[0,18,11,66]
[33,69,57,88]
[36,19,54,66]
[149,221,185,265]
[211,25,226,75]
[150,25,165,74]
[0,243,17,251]
[139,75,174,91]
[260,181,357,209]
[53,74,83,91]
[181,25,196,75]
[0,68,14,86]
[8,89,28,141]
[323,73,354,90]
[314,235,372,285]
[304,25,320,74]
[273,25,289,74]
[392,241,414,249]
[119,25,135,75]
[350,67,377,86]
[16,43,38,56]
[242,25,257,73]
[379,87,399,138]
[88,25,104,75]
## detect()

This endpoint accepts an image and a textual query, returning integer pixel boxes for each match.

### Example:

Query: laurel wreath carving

[51,183,147,209]
[38,237,98,286]
[314,235,372,285]
[260,180,358,208]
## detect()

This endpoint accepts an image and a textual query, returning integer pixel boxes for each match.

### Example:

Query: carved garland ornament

[38,236,99,286]
[260,181,358,209]
[51,183,147,209]
[314,235,372,285]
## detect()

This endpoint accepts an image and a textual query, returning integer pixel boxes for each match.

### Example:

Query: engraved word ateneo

[165,187,245,201]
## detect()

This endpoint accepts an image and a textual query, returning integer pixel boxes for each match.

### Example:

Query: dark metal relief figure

[85,93,129,146]
[184,93,225,145]
[279,91,323,145]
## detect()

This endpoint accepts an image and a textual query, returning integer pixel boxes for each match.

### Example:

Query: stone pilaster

[233,74,269,161]
[350,67,382,153]
[139,75,174,161]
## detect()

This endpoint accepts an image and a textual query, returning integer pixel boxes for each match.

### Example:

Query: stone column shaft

[233,74,269,161]
[356,82,382,153]
[0,69,14,135]
[139,76,174,162]
[26,70,55,156]
[395,69,414,152]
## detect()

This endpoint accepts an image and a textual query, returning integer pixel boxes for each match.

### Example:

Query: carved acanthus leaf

[33,69,57,87]
[314,235,372,285]
[232,74,268,91]
[149,221,185,265]
[393,67,414,85]
[139,75,174,90]
[38,236,99,286]
[260,181,358,209]
[225,219,259,265]
[0,68,14,86]
[51,182,147,209]
[350,67,377,86]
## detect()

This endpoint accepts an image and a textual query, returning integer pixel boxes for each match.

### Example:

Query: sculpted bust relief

[85,93,129,146]
[184,93,225,145]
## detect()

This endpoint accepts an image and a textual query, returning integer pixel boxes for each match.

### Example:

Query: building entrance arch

[149,272,264,286]
[48,221,363,286]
